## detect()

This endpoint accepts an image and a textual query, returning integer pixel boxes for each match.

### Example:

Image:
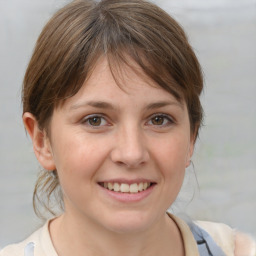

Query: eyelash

[81,113,174,129]
[81,114,109,128]
[147,114,174,127]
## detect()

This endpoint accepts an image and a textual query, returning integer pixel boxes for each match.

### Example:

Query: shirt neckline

[41,214,199,256]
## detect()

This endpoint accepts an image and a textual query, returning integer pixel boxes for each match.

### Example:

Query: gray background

[0,0,255,248]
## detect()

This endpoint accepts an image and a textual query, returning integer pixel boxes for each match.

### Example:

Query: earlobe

[186,156,192,168]
[23,112,56,171]
[186,137,195,168]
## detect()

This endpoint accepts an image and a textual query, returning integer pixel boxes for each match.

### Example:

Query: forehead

[62,56,185,110]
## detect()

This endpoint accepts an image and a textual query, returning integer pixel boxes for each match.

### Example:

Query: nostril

[110,134,149,168]
[111,150,149,169]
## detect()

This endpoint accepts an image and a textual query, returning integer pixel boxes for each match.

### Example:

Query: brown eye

[85,116,106,126]
[151,116,164,125]
[82,115,109,129]
[148,114,173,127]
[88,116,102,126]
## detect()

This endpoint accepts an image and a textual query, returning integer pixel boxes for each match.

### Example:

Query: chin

[102,210,157,234]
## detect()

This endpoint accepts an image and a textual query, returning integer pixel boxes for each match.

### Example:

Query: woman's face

[45,57,194,233]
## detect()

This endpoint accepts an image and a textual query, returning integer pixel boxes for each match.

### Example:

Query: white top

[1,214,255,256]
[0,220,57,256]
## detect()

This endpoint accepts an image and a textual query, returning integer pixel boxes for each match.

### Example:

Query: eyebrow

[70,101,115,110]
[146,101,184,110]
[70,100,184,111]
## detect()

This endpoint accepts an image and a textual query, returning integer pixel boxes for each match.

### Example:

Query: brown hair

[22,0,204,217]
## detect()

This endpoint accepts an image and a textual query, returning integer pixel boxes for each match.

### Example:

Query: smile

[99,182,152,193]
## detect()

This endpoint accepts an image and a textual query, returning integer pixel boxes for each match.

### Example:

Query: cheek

[51,133,109,182]
[51,135,110,206]
[153,135,191,171]
[151,135,190,194]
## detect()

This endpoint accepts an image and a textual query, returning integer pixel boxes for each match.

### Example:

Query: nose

[110,125,150,168]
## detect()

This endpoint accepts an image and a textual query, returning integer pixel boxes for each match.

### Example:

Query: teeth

[102,182,151,193]
[130,183,139,193]
[143,182,148,190]
[138,182,143,192]
[113,183,120,192]
[120,183,130,193]
[108,182,113,191]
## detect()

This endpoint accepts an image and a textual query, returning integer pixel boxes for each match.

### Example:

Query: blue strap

[188,221,226,256]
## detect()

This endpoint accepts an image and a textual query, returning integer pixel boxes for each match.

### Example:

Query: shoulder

[0,242,25,256]
[196,220,256,256]
[0,224,45,256]
[0,230,39,256]
[234,231,256,256]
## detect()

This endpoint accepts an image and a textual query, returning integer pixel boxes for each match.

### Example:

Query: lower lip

[98,184,155,203]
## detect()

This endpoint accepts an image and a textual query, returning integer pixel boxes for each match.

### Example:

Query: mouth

[98,182,154,193]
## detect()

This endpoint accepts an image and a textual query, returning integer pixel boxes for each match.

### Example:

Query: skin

[23,57,195,256]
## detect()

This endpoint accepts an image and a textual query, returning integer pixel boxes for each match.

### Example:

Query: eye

[147,114,174,127]
[82,115,108,127]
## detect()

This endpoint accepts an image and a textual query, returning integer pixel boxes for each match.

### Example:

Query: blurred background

[0,0,255,248]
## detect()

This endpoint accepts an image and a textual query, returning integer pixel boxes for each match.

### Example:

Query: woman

[1,0,255,255]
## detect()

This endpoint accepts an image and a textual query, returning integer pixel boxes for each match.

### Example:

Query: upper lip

[98,179,156,185]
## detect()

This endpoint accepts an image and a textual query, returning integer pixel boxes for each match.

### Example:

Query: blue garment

[189,221,226,256]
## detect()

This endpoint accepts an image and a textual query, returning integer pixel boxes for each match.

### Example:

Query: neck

[49,212,184,256]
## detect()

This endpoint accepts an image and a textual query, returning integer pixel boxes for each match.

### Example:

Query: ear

[23,112,56,171]
[185,133,196,168]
